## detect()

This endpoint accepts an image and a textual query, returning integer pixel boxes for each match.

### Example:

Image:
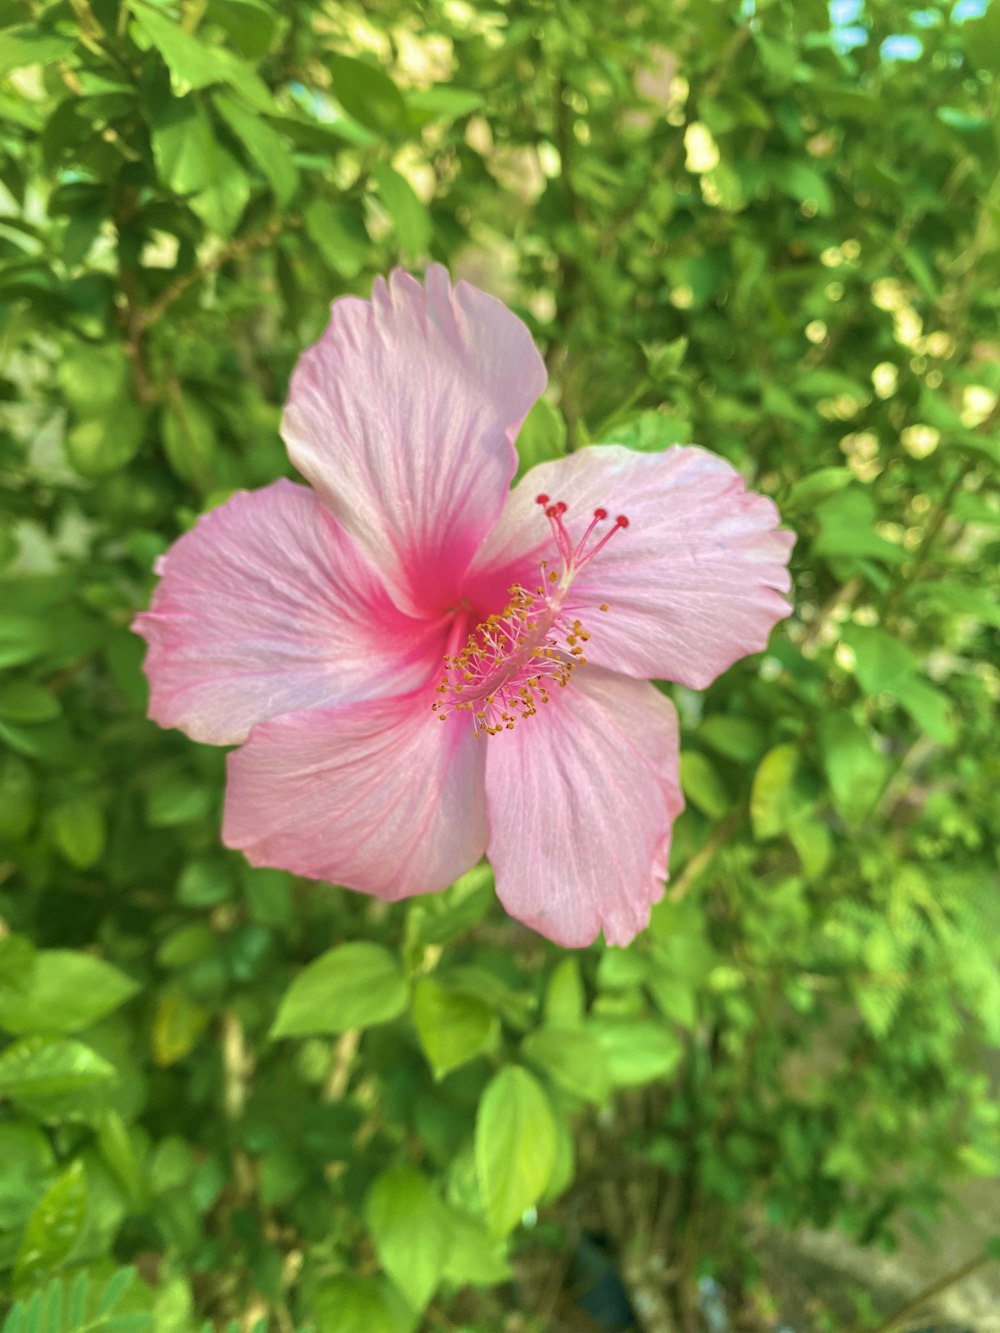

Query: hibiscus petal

[223,694,488,900]
[470,444,794,689]
[485,669,684,947]
[134,479,443,745]
[282,265,547,617]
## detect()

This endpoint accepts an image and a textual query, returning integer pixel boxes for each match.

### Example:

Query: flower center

[431,497,629,737]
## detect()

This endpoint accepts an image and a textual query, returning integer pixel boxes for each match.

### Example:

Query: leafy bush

[1,0,998,1328]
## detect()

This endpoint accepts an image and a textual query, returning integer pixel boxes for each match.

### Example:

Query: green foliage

[1,0,998,1327]
[2,1266,150,1333]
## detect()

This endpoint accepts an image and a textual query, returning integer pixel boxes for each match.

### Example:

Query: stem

[323,1029,360,1101]
[870,1249,993,1333]
[800,576,861,655]
[139,217,287,331]
[667,808,744,904]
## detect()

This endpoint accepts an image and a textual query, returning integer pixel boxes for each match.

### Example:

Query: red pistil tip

[593,507,608,521]
[535,493,549,506]
[615,514,630,529]
[556,501,567,514]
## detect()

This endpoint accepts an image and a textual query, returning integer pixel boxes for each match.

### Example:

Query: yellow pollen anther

[431,585,592,737]
[431,497,628,736]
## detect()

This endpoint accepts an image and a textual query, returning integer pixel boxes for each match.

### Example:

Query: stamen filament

[434,496,630,736]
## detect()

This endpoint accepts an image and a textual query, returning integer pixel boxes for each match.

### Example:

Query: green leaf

[818,714,888,824]
[855,979,903,1039]
[65,401,146,478]
[0,682,60,725]
[97,1112,144,1204]
[750,744,808,839]
[812,490,905,565]
[95,1266,139,1316]
[475,1066,556,1236]
[0,1123,55,1231]
[591,1020,683,1088]
[152,984,212,1067]
[214,92,298,207]
[162,391,218,491]
[697,714,766,763]
[962,3,1000,73]
[0,616,52,670]
[0,26,76,77]
[607,410,694,452]
[440,1210,511,1286]
[51,796,106,869]
[412,977,497,1078]
[893,675,956,746]
[131,4,275,108]
[0,934,35,997]
[57,344,130,418]
[303,199,370,279]
[0,1037,114,1123]
[371,163,431,260]
[177,857,233,908]
[788,817,833,882]
[312,1276,413,1333]
[406,86,483,124]
[646,973,698,1028]
[364,1168,450,1312]
[522,1026,612,1104]
[0,950,138,1035]
[913,580,1000,629]
[515,397,567,475]
[189,142,250,237]
[270,942,408,1038]
[680,750,731,820]
[543,958,585,1026]
[642,335,689,382]
[208,0,277,60]
[132,5,231,94]
[540,1103,576,1205]
[14,1160,87,1290]
[144,771,213,827]
[778,160,833,215]
[148,95,218,194]
[406,864,495,950]
[785,467,853,511]
[329,55,408,136]
[842,626,920,695]
[68,1271,90,1328]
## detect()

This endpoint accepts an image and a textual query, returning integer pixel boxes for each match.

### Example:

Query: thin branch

[139,217,287,332]
[667,808,745,904]
[870,1249,994,1333]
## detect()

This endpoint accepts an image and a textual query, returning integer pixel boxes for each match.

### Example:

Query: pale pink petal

[222,693,487,900]
[281,266,547,618]
[133,480,444,746]
[485,669,684,947]
[469,444,794,690]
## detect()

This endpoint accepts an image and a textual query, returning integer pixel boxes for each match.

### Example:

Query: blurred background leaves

[0,0,998,1328]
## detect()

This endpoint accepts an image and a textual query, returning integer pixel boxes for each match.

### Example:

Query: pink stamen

[542,501,574,564]
[580,513,629,563]
[537,497,630,577]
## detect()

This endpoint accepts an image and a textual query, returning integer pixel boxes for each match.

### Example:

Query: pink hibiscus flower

[134,267,794,947]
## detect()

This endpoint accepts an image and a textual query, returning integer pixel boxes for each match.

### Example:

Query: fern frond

[2,1267,150,1333]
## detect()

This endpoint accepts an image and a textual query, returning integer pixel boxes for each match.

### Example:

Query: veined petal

[223,693,488,900]
[485,669,684,948]
[133,479,443,746]
[282,266,547,618]
[470,444,794,690]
